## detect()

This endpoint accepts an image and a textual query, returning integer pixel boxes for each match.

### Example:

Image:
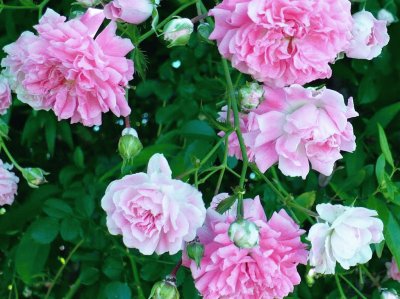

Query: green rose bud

[149,279,180,299]
[228,219,259,249]
[186,239,204,268]
[118,128,143,162]
[163,18,194,48]
[239,82,264,110]
[22,167,49,188]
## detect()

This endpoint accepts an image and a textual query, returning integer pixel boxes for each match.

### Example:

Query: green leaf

[140,262,163,281]
[293,191,316,223]
[367,196,400,268]
[43,198,73,219]
[29,217,59,244]
[181,120,216,140]
[60,218,81,241]
[105,282,132,299]
[16,234,50,284]
[378,124,394,167]
[58,121,74,149]
[73,146,85,168]
[45,115,57,155]
[375,240,385,258]
[365,102,400,136]
[79,267,100,286]
[216,195,237,214]
[358,75,380,104]
[375,154,386,185]
[102,257,123,280]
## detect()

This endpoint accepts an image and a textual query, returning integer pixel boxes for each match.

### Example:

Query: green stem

[0,141,24,172]
[44,240,84,299]
[250,164,286,200]
[335,275,347,299]
[0,4,37,10]
[126,250,146,299]
[38,0,50,18]
[221,58,248,219]
[63,277,82,299]
[138,0,198,44]
[339,275,368,299]
[359,264,380,288]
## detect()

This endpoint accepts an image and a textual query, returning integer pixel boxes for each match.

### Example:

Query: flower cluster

[220,84,358,178]
[183,196,308,299]
[1,8,134,126]
[101,153,206,255]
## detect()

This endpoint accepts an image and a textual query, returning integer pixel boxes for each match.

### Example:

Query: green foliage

[0,0,399,298]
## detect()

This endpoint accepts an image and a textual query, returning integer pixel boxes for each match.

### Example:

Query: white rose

[381,289,400,299]
[308,203,384,274]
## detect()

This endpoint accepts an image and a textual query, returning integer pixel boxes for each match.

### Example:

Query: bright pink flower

[0,160,19,206]
[104,0,153,25]
[221,85,358,179]
[1,8,134,126]
[0,76,12,115]
[183,196,307,299]
[101,153,206,255]
[209,0,353,87]
[387,258,400,282]
[345,11,390,60]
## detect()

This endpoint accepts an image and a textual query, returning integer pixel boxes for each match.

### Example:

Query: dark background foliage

[0,0,399,298]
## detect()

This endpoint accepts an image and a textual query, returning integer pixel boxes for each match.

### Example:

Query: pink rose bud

[0,76,12,115]
[22,167,49,188]
[163,18,194,48]
[228,219,259,248]
[118,128,142,162]
[104,0,153,25]
[346,10,390,60]
[149,279,180,299]
[387,258,400,282]
[239,82,264,110]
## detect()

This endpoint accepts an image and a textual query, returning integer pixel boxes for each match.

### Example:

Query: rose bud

[186,239,204,268]
[149,279,180,299]
[228,219,259,249]
[163,18,194,48]
[104,0,154,25]
[22,167,49,188]
[239,82,264,110]
[118,128,143,162]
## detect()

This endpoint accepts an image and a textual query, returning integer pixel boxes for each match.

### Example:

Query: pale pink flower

[0,76,12,115]
[346,10,390,60]
[104,0,153,25]
[0,160,19,206]
[1,8,134,126]
[183,196,308,299]
[101,153,206,255]
[209,0,353,87]
[308,204,384,274]
[221,85,358,179]
[387,258,400,282]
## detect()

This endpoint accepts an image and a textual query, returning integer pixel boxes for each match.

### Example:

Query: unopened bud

[186,240,204,268]
[239,82,264,110]
[22,167,49,188]
[163,18,193,48]
[118,128,143,161]
[149,279,180,299]
[228,219,259,249]
[76,0,99,6]
[381,289,400,299]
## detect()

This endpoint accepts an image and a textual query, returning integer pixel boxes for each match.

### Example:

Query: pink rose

[221,85,358,179]
[101,153,206,255]
[209,0,353,87]
[308,204,384,274]
[346,11,390,60]
[0,160,19,206]
[387,258,400,282]
[0,76,12,115]
[1,8,134,126]
[183,196,308,299]
[104,0,153,25]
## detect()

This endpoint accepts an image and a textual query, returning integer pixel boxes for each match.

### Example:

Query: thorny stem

[170,261,182,278]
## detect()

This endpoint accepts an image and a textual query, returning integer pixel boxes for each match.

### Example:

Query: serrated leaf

[29,217,59,244]
[43,198,73,218]
[378,124,394,167]
[60,218,81,241]
[105,282,131,299]
[216,195,237,214]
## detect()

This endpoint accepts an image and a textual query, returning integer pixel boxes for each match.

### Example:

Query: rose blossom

[77,0,98,6]
[308,203,384,274]
[1,8,134,126]
[220,84,358,179]
[345,11,390,60]
[387,258,400,282]
[209,0,353,87]
[0,160,19,206]
[101,153,206,255]
[104,0,153,25]
[0,76,12,115]
[183,196,308,299]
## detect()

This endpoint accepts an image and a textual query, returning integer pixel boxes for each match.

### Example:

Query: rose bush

[0,0,399,298]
